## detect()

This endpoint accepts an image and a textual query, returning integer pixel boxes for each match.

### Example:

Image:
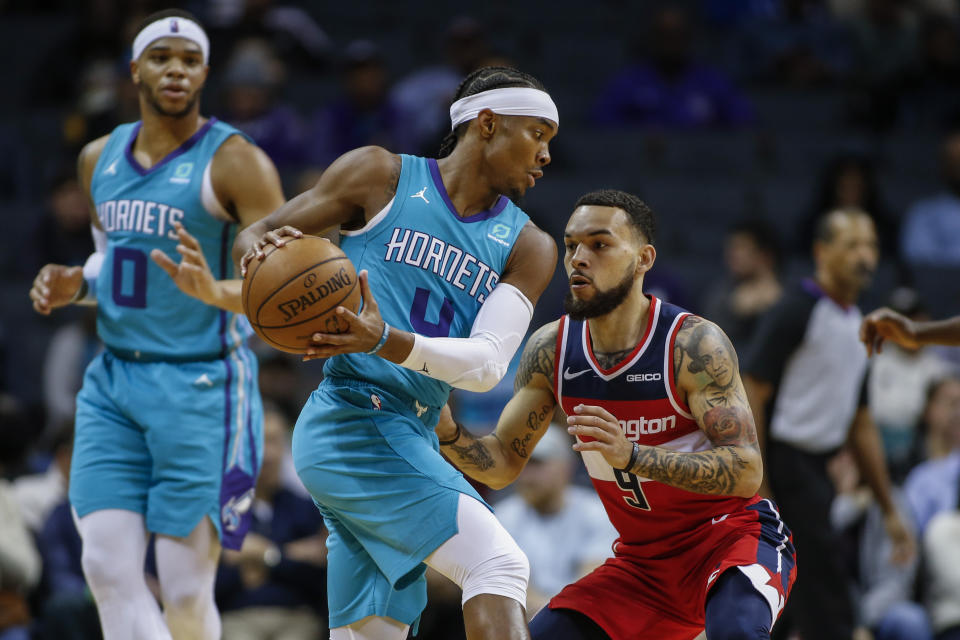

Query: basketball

[242,236,361,354]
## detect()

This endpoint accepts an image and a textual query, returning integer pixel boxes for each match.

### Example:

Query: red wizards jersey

[555,296,758,556]
[550,296,796,639]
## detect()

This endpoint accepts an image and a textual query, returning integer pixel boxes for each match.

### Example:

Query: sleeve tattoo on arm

[629,317,759,495]
[514,324,557,391]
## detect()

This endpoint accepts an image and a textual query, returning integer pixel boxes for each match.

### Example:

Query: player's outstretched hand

[860,307,918,356]
[29,264,83,315]
[567,404,634,469]
[239,225,303,277]
[152,222,219,305]
[304,270,384,361]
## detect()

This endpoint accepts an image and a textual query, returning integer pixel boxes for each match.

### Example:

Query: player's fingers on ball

[280,225,303,238]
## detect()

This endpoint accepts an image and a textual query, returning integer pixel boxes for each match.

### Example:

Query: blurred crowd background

[3,0,960,638]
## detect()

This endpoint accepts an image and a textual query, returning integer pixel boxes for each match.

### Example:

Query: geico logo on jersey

[619,414,677,439]
[626,373,662,382]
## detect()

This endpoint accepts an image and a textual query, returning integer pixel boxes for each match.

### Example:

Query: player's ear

[477,109,496,139]
[130,60,140,85]
[637,243,656,275]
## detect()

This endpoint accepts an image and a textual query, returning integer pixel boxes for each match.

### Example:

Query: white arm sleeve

[76,225,107,305]
[399,282,534,392]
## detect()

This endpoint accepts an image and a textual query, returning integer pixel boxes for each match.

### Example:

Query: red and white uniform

[550,297,796,640]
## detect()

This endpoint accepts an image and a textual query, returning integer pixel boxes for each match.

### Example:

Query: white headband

[132,17,209,64]
[449,87,559,130]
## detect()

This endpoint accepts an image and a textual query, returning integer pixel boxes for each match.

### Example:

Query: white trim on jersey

[582,297,661,382]
[340,197,395,237]
[555,315,570,402]
[663,312,694,420]
[201,161,234,222]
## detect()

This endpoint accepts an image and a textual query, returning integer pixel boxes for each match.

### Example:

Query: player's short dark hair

[437,66,548,158]
[134,8,204,36]
[574,189,657,246]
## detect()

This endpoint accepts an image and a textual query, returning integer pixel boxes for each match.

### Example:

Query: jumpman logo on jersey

[103,159,118,176]
[411,187,430,204]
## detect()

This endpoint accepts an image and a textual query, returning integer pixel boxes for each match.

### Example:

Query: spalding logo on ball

[241,236,361,353]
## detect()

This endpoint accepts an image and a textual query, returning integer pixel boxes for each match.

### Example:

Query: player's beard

[142,83,200,118]
[564,261,637,321]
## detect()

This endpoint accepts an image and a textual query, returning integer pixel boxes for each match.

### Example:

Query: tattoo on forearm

[527,402,553,432]
[515,326,557,390]
[448,431,495,471]
[631,445,749,495]
[511,433,534,458]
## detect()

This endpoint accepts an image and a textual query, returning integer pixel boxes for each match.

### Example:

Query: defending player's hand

[29,264,83,315]
[304,270,384,361]
[239,225,303,277]
[152,222,219,305]
[567,404,634,469]
[860,307,918,356]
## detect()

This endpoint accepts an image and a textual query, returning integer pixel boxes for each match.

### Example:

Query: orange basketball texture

[241,236,361,353]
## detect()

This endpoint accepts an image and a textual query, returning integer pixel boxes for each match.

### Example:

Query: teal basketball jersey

[90,118,252,360]
[325,155,532,408]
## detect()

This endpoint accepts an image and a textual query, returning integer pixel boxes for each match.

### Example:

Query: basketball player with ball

[234,66,559,640]
[27,9,284,640]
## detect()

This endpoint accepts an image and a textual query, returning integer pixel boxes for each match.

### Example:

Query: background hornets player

[233,66,558,640]
[28,9,284,640]
[436,190,797,640]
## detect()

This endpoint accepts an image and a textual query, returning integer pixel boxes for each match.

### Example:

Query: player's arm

[233,145,401,273]
[861,306,960,355]
[847,401,916,565]
[568,317,763,498]
[436,321,559,489]
[305,222,557,391]
[151,136,286,313]
[29,136,109,314]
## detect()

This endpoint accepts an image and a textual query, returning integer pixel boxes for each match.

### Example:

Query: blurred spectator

[0,400,41,640]
[494,426,617,615]
[702,219,783,353]
[900,15,960,129]
[591,5,754,129]
[32,425,100,640]
[391,16,492,155]
[35,500,100,640]
[800,153,899,261]
[206,0,332,72]
[701,0,780,28]
[28,170,95,279]
[13,422,74,535]
[216,405,327,640]
[845,0,919,130]
[868,288,952,479]
[220,39,306,171]
[829,447,931,640]
[903,433,960,639]
[42,309,100,432]
[737,0,852,87]
[743,209,912,640]
[914,376,960,464]
[902,131,960,268]
[305,40,415,168]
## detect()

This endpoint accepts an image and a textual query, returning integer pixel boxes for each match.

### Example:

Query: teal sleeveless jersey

[325,155,531,408]
[89,118,253,360]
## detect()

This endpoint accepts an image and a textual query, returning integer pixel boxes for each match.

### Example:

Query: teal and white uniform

[70,118,262,550]
[293,155,531,628]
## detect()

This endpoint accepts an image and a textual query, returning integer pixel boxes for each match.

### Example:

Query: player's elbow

[451,360,509,393]
[733,455,764,498]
